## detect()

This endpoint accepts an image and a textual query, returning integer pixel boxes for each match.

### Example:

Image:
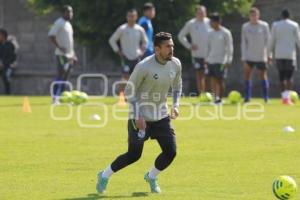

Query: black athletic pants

[53,55,73,96]
[111,116,177,172]
[1,66,13,94]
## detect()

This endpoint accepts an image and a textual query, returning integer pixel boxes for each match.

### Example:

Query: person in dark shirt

[0,29,17,95]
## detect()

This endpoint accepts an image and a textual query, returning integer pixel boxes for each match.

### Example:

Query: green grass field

[0,96,299,200]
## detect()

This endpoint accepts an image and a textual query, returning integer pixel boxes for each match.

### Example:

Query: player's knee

[165,149,176,160]
[127,151,142,164]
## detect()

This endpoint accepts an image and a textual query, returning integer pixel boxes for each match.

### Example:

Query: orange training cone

[118,91,127,106]
[22,96,32,113]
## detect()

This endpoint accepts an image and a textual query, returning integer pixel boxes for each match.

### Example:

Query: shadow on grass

[63,192,149,200]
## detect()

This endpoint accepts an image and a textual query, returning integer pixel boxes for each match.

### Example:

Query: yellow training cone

[22,96,32,113]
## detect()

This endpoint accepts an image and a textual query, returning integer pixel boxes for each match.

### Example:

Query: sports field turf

[0,96,299,200]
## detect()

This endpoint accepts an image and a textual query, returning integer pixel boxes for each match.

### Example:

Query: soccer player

[178,5,210,95]
[205,13,233,104]
[48,5,77,103]
[138,2,155,58]
[109,9,148,82]
[97,32,182,194]
[269,9,300,105]
[241,7,271,103]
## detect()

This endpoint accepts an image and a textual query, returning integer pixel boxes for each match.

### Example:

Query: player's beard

[165,52,173,61]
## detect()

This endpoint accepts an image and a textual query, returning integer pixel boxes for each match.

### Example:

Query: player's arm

[7,42,17,66]
[108,26,123,57]
[48,21,65,53]
[225,30,234,66]
[171,61,182,119]
[204,34,211,70]
[268,23,276,60]
[294,24,300,50]
[124,64,147,128]
[49,36,63,51]
[178,22,193,50]
[140,28,148,55]
[265,23,272,64]
[139,21,149,32]
[241,25,247,62]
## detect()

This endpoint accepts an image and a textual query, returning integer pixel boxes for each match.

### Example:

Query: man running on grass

[97,32,182,194]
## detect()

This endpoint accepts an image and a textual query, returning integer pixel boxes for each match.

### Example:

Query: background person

[0,29,17,95]
[205,13,233,104]
[138,2,155,58]
[241,7,271,103]
[48,5,77,103]
[178,5,210,96]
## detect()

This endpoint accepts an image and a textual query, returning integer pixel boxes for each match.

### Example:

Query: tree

[28,0,253,64]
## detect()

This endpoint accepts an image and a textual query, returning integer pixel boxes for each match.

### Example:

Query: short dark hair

[62,5,72,13]
[281,9,290,18]
[127,8,137,14]
[154,32,172,47]
[210,12,221,23]
[143,2,154,12]
[0,28,8,39]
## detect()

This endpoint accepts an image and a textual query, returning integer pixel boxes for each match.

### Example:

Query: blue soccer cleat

[144,172,161,193]
[96,171,109,193]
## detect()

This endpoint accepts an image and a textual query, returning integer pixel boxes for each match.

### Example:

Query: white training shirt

[269,19,300,60]
[241,20,270,62]
[178,17,211,58]
[125,55,182,121]
[109,23,148,60]
[48,17,75,58]
[206,26,233,64]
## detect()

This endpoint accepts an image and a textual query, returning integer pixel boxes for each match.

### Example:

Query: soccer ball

[71,90,88,105]
[80,92,88,103]
[228,90,242,104]
[289,91,299,103]
[59,91,72,103]
[273,175,297,200]
[199,92,213,103]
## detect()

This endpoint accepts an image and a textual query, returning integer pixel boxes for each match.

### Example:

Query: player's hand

[58,46,67,53]
[10,62,17,68]
[118,50,124,58]
[72,56,78,64]
[170,107,179,119]
[267,57,272,65]
[191,45,198,51]
[68,58,76,65]
[135,117,146,130]
[204,62,209,74]
[224,63,230,68]
[140,47,146,55]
